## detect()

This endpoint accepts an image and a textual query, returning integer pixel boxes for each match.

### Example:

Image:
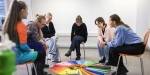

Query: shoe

[44,64,49,68]
[76,56,81,60]
[99,57,106,63]
[52,60,61,63]
[65,50,72,57]
[105,62,111,66]
[112,71,127,75]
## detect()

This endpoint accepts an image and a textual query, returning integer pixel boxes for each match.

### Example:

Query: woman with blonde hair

[27,15,47,75]
[41,12,60,62]
[65,15,88,60]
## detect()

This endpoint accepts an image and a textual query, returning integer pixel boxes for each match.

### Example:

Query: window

[0,0,5,30]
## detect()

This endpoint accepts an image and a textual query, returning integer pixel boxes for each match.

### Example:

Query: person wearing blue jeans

[65,15,88,60]
[44,36,60,62]
[41,13,60,62]
[95,17,115,63]
[97,43,110,63]
[70,36,84,56]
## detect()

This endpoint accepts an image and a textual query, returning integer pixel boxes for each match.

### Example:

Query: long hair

[110,14,129,28]
[76,15,83,23]
[3,0,27,44]
[35,14,46,39]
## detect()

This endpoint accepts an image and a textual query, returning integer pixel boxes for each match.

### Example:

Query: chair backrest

[144,30,150,46]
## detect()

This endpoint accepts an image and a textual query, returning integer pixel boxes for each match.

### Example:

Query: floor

[14,48,150,75]
[51,48,150,75]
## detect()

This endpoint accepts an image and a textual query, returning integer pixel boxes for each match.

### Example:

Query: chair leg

[59,52,61,62]
[83,44,85,60]
[26,64,30,75]
[124,56,128,66]
[70,55,72,60]
[140,57,144,75]
[33,63,37,75]
[116,55,122,75]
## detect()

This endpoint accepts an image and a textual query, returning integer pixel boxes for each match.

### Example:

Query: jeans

[97,42,110,62]
[69,36,84,56]
[45,36,59,61]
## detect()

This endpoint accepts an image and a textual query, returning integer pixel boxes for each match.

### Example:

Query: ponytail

[3,0,27,44]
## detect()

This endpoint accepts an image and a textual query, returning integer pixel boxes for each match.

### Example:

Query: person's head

[76,15,83,26]
[109,14,129,28]
[4,0,28,43]
[46,12,52,21]
[95,17,106,29]
[36,14,46,28]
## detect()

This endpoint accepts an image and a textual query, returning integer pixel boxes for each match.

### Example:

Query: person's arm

[28,23,39,41]
[97,29,106,48]
[107,27,115,41]
[18,44,32,52]
[107,27,125,47]
[17,23,31,52]
[41,26,52,38]
[47,22,56,38]
[51,22,56,36]
[83,24,88,43]
[71,24,75,41]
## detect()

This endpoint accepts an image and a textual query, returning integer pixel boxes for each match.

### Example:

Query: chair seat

[120,53,143,57]
[17,62,33,65]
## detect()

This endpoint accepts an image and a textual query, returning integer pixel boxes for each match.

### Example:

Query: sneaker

[99,57,106,63]
[44,64,49,68]
[52,60,61,63]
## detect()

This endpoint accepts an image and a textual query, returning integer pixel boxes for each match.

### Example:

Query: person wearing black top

[41,20,55,38]
[41,13,60,63]
[65,15,88,60]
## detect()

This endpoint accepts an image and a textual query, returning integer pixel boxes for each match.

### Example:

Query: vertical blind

[0,0,5,26]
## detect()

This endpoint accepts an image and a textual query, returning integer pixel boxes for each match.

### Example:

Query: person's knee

[109,47,117,54]
[51,36,57,41]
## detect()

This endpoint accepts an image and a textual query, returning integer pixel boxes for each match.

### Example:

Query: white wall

[31,0,138,34]
[136,0,150,37]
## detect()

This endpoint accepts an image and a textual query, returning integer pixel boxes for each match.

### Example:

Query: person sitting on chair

[27,15,47,75]
[3,0,38,64]
[95,17,115,63]
[104,14,145,75]
[65,15,88,60]
[41,12,60,63]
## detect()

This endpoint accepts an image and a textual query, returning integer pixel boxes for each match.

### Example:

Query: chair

[70,42,86,60]
[116,30,150,75]
[16,62,37,75]
[12,48,37,75]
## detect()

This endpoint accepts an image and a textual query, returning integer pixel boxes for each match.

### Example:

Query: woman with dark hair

[65,15,88,60]
[104,14,145,75]
[27,15,46,75]
[3,0,37,64]
[95,17,115,63]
